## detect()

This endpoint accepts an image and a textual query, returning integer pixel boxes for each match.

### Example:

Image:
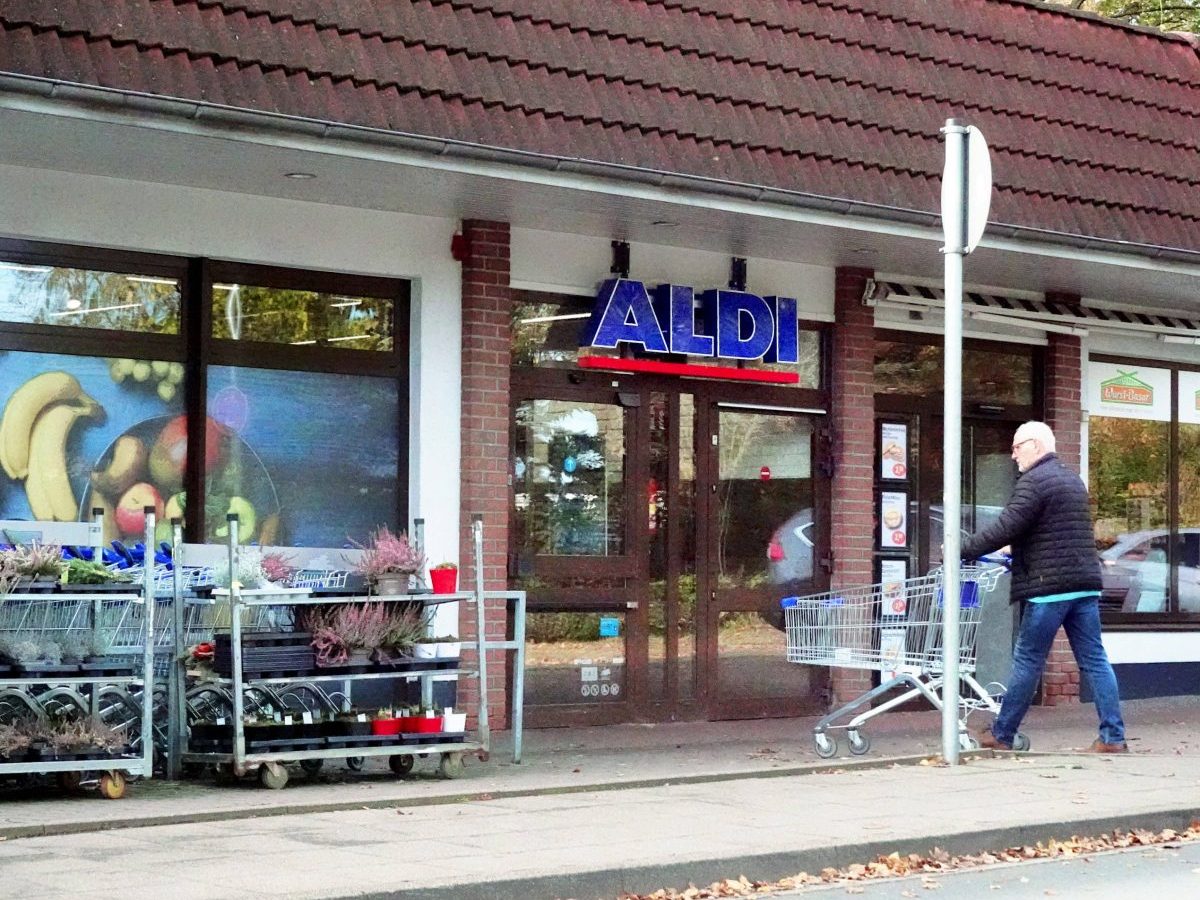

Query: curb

[345,806,1200,900]
[0,752,958,841]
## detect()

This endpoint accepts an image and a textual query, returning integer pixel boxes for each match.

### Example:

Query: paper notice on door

[880,626,907,681]
[880,423,908,480]
[880,558,908,618]
[880,491,908,549]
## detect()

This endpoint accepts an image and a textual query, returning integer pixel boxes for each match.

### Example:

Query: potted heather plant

[428,561,458,594]
[4,542,64,592]
[353,526,425,595]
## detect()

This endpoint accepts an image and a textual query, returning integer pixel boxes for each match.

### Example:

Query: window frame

[0,239,411,544]
[1090,352,1200,628]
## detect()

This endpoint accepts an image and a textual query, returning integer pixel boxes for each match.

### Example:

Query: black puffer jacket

[960,453,1102,604]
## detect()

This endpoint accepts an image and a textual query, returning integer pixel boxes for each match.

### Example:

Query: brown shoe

[976,729,1012,750]
[1083,739,1129,754]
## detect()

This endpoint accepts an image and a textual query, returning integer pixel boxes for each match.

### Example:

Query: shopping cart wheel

[389,754,415,777]
[1012,733,1031,752]
[847,731,871,756]
[300,759,324,776]
[813,733,838,759]
[959,733,981,751]
[259,762,289,790]
[98,771,127,800]
[438,752,465,779]
[345,756,365,772]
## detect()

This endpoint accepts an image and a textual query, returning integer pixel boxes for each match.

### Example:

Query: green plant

[65,558,130,585]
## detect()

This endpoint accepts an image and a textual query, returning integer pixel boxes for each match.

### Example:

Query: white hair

[1015,421,1056,453]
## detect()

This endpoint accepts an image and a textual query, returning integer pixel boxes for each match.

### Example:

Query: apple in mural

[148,415,224,492]
[115,482,165,537]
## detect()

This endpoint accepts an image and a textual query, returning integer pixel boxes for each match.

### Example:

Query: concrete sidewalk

[1,697,1198,899]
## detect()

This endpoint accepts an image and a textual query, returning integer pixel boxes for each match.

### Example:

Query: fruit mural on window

[0,353,398,547]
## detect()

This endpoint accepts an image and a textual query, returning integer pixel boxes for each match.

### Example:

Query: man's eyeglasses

[1011,438,1036,453]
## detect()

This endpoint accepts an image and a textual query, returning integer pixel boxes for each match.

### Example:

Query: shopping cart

[781,560,1026,758]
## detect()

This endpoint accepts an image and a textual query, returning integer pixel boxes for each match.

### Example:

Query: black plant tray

[219,631,312,648]
[79,658,138,676]
[323,734,403,749]
[58,582,138,593]
[247,737,325,753]
[401,731,467,745]
[12,663,80,677]
[29,745,135,762]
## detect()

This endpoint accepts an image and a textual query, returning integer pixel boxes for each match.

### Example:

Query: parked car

[1099,529,1200,613]
[767,508,815,588]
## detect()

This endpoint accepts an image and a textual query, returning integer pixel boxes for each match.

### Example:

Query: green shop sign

[1100,369,1154,406]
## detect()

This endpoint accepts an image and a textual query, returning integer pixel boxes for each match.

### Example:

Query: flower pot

[442,712,467,732]
[373,573,410,596]
[428,568,458,594]
[397,715,422,732]
[371,718,402,736]
[435,641,461,659]
[413,715,442,733]
[413,643,437,659]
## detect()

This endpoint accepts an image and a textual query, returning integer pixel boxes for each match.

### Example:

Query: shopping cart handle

[780,596,799,609]
[975,553,1011,568]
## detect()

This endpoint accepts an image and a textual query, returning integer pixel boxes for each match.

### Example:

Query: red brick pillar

[828,267,876,703]
[457,220,512,728]
[1039,323,1084,705]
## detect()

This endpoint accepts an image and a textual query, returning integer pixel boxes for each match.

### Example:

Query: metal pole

[141,507,156,779]
[940,118,966,765]
[228,513,245,774]
[472,514,490,753]
[166,518,185,779]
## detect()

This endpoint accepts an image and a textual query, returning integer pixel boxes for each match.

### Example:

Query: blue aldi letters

[579,278,800,364]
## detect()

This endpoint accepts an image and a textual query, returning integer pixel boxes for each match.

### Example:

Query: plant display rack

[0,512,157,800]
[177,514,526,789]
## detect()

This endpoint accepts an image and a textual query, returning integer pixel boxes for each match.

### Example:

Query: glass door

[510,390,642,726]
[700,404,829,719]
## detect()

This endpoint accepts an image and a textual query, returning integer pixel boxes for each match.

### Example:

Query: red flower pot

[429,568,458,594]
[397,715,422,732]
[414,715,443,733]
[371,718,402,736]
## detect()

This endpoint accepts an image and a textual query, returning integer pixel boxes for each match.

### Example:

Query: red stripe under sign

[577,355,799,384]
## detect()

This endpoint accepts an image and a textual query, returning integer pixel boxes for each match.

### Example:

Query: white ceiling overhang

[1,76,1200,318]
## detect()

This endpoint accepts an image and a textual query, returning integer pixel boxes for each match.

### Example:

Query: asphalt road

[780,839,1200,898]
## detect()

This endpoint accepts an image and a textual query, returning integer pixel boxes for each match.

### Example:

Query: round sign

[563,456,577,474]
[891,463,906,478]
[759,466,771,481]
[891,598,906,614]
[891,532,906,545]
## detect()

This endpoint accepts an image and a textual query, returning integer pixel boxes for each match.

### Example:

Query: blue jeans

[992,596,1125,745]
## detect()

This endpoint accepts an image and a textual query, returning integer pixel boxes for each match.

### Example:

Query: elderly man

[961,421,1127,753]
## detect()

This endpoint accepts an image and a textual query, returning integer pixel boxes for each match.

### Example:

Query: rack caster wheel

[300,759,324,776]
[847,731,871,756]
[959,733,981,751]
[438,752,465,779]
[813,733,838,759]
[1012,733,1031,751]
[388,755,415,777]
[98,771,126,800]
[56,771,84,792]
[259,762,289,790]
[346,756,365,772]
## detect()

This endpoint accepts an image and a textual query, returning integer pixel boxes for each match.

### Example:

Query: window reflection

[874,341,1033,405]
[0,260,180,333]
[1179,424,1200,612]
[212,283,393,350]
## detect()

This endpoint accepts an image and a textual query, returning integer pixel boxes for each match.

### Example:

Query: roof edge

[3,72,1200,274]
[1001,0,1200,48]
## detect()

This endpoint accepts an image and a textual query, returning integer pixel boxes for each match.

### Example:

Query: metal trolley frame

[177,514,526,789]
[782,562,1022,759]
[0,513,157,799]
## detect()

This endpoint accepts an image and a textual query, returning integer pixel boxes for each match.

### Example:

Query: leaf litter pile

[601,822,1200,899]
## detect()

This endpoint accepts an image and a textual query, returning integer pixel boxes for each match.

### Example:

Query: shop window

[0,349,184,540]
[1179,423,1200,612]
[512,290,823,388]
[0,258,180,333]
[212,282,393,350]
[205,366,399,547]
[524,610,627,706]
[513,399,627,557]
[875,340,1033,405]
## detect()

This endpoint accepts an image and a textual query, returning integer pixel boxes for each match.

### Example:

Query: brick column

[457,220,512,728]
[1039,319,1085,706]
[828,267,876,703]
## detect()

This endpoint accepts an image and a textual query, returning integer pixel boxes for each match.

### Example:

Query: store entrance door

[698,402,831,720]
[511,375,830,726]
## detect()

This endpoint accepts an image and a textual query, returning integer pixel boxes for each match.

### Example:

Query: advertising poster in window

[1086,361,1171,422]
[880,422,908,480]
[0,350,184,543]
[880,626,908,681]
[1180,370,1200,426]
[880,491,908,549]
[880,558,909,618]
